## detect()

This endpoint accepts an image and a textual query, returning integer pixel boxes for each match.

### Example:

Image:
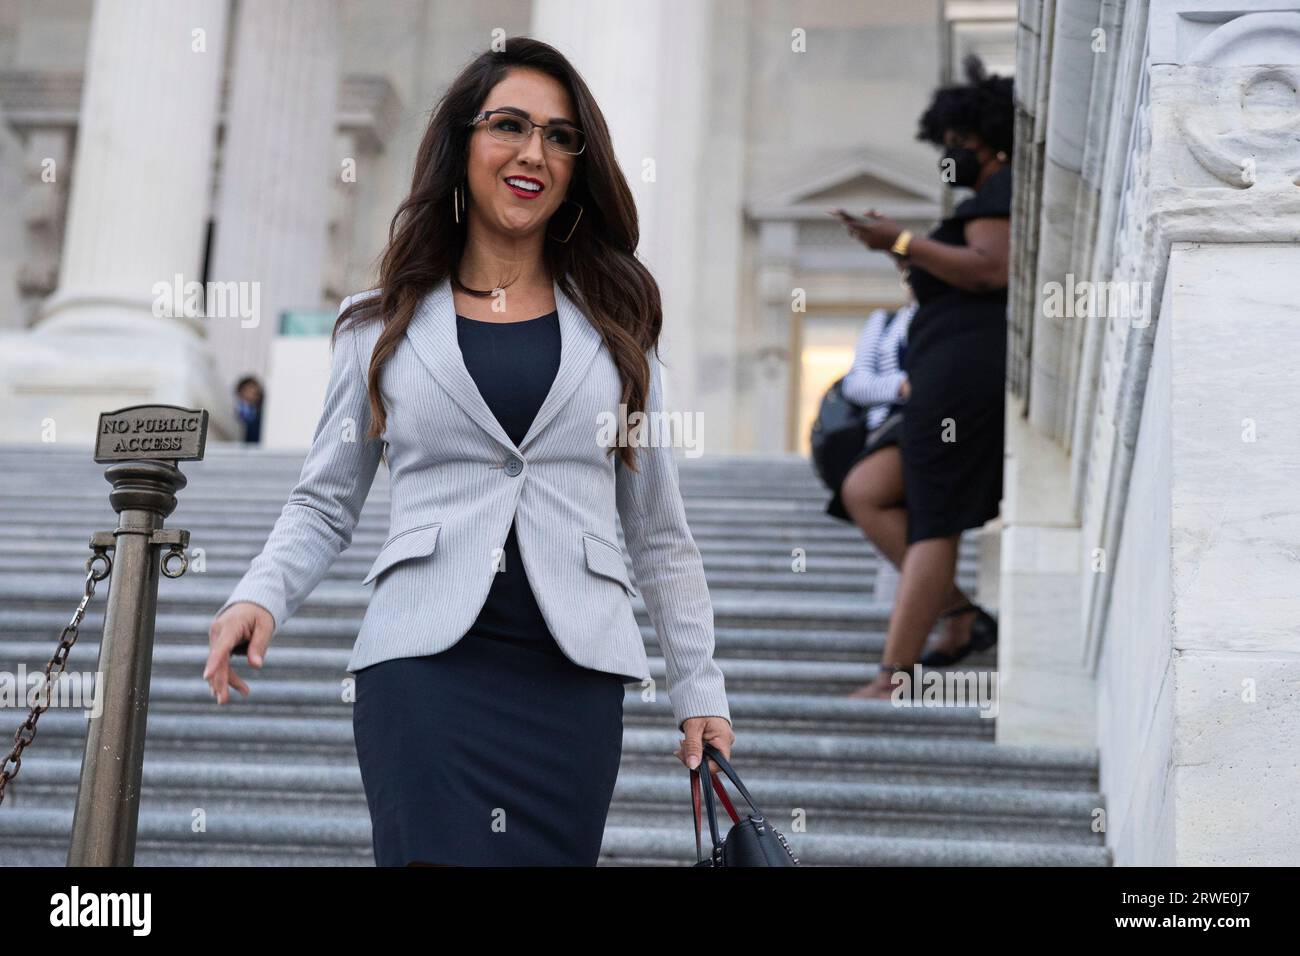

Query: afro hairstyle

[916,54,1014,155]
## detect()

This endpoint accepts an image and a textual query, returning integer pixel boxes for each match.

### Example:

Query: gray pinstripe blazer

[217,276,731,731]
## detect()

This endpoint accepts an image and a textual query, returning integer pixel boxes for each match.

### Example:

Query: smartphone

[831,208,873,228]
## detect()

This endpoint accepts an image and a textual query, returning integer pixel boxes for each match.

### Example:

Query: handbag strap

[690,767,709,862]
[690,761,742,864]
[878,306,908,369]
[699,742,765,816]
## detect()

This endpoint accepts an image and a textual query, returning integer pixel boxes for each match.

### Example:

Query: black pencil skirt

[899,297,1006,545]
[351,630,627,866]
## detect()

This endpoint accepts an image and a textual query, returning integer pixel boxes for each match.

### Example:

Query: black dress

[350,309,627,866]
[899,167,1011,544]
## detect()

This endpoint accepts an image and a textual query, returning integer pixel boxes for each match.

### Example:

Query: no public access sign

[94,405,209,463]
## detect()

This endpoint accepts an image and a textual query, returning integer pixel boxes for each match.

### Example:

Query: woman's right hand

[898,378,911,401]
[204,602,274,705]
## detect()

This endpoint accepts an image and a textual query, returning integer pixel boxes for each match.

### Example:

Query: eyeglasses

[467,109,586,156]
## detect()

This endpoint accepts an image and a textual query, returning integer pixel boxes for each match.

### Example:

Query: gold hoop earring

[547,198,583,243]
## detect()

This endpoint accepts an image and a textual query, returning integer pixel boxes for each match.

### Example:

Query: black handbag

[862,407,903,456]
[809,375,869,492]
[811,307,909,492]
[689,743,799,866]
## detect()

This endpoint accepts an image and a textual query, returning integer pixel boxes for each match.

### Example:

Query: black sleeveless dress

[899,167,1011,544]
[350,309,627,866]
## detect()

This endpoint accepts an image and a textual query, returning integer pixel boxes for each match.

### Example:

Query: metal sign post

[65,405,207,866]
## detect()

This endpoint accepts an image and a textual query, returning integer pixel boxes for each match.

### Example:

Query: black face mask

[939,145,981,189]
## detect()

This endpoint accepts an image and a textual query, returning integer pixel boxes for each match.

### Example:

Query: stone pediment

[746,146,942,220]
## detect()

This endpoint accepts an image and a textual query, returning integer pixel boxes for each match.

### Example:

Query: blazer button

[504,456,524,476]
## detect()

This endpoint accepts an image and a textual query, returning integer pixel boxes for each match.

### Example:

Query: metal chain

[0,545,112,807]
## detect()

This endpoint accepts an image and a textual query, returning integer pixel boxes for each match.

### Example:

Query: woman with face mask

[839,55,1013,698]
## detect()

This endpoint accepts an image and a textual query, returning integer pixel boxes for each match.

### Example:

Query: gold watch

[890,229,914,258]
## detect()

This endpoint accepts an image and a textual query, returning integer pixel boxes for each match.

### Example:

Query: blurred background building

[0,0,1014,452]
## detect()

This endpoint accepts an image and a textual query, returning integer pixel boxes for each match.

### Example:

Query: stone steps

[0,442,1108,866]
[0,639,997,724]
[1,814,1109,867]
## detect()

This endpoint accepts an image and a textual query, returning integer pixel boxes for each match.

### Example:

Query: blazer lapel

[404,277,515,451]
[403,275,604,455]
[520,279,602,451]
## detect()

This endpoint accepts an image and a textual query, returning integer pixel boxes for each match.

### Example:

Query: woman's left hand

[676,715,735,773]
[844,208,902,251]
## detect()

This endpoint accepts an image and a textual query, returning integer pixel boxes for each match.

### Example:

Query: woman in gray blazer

[204,38,734,866]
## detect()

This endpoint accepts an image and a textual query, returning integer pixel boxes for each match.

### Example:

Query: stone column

[0,0,236,442]
[1027,0,1102,442]
[204,0,341,417]
[531,0,715,433]
[753,222,797,455]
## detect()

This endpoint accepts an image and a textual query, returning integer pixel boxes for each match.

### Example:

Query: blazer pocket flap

[583,532,638,597]
[362,522,441,584]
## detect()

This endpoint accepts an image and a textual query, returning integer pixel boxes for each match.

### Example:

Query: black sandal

[877,662,923,700]
[920,604,998,667]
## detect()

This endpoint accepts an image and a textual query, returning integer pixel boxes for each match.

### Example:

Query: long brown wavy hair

[332,37,662,472]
